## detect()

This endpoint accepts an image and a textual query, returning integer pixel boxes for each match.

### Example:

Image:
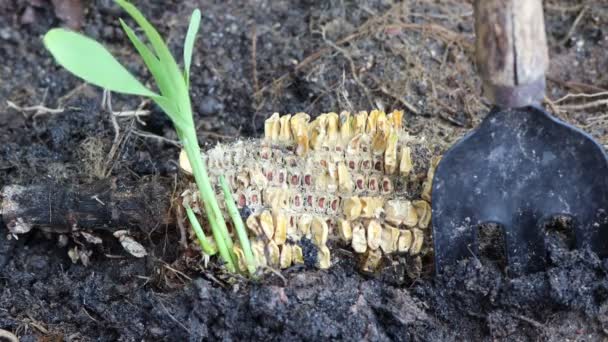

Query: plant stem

[181,127,236,272]
[219,175,257,276]
[184,205,217,255]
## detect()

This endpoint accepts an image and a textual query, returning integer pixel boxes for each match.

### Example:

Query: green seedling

[184,205,217,256]
[43,0,257,275]
[219,175,256,275]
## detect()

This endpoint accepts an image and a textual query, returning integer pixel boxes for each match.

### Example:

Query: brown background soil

[1,0,607,340]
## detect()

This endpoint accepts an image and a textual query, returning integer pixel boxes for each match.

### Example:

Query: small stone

[198,96,224,116]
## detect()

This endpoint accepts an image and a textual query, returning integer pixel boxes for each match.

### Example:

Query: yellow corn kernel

[388,110,404,131]
[236,170,250,189]
[361,248,383,273]
[337,218,352,242]
[266,240,280,267]
[259,210,274,240]
[413,200,431,229]
[366,109,380,134]
[372,111,389,154]
[246,214,261,235]
[380,225,400,254]
[264,187,289,210]
[399,146,413,176]
[252,239,267,267]
[360,197,384,218]
[384,132,398,174]
[384,200,418,227]
[326,163,339,193]
[371,130,388,154]
[339,111,352,143]
[353,111,368,134]
[273,211,288,245]
[410,228,424,255]
[249,167,268,189]
[293,245,304,264]
[366,220,382,250]
[278,114,292,142]
[179,149,192,174]
[309,114,328,150]
[346,134,362,154]
[342,197,362,220]
[318,245,331,269]
[326,112,340,145]
[311,216,328,247]
[290,112,311,135]
[397,230,412,253]
[264,112,280,141]
[422,156,441,201]
[286,214,298,241]
[298,214,313,238]
[279,244,292,269]
[421,182,432,202]
[337,161,353,192]
[375,110,388,135]
[233,245,248,273]
[351,222,367,253]
[290,112,310,156]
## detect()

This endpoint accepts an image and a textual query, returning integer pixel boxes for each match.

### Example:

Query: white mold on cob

[180,110,438,272]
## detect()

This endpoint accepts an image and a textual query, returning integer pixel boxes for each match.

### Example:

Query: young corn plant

[43,0,256,276]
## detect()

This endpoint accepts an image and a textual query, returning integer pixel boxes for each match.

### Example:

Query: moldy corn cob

[180,110,440,273]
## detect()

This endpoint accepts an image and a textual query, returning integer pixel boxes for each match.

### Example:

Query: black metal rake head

[432,106,608,275]
[431,0,608,275]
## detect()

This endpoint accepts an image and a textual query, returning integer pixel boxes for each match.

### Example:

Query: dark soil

[1,0,608,340]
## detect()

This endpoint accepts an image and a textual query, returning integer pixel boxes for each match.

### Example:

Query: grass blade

[183,9,201,87]
[44,28,157,97]
[114,0,188,111]
[152,96,188,130]
[219,175,257,276]
[185,205,217,255]
[119,19,175,101]
[183,141,236,272]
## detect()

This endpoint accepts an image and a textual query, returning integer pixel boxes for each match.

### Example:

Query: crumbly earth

[1,0,608,340]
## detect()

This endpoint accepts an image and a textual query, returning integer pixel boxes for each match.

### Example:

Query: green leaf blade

[43,28,157,97]
[114,0,183,81]
[114,0,190,118]
[183,9,201,87]
[119,19,175,101]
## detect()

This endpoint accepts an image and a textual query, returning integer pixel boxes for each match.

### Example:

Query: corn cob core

[181,110,439,272]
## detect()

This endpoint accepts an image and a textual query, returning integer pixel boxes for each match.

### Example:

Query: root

[557,99,608,111]
[554,91,608,111]
[132,129,182,147]
[368,73,420,115]
[321,27,374,109]
[79,137,109,180]
[557,5,588,46]
[6,100,64,116]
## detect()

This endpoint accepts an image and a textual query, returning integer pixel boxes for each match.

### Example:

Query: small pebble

[198,96,224,116]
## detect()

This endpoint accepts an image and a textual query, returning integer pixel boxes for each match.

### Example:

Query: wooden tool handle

[474,0,549,108]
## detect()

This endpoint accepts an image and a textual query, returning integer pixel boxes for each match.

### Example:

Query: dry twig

[558,5,588,46]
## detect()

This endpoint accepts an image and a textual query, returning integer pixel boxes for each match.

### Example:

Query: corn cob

[180,110,437,272]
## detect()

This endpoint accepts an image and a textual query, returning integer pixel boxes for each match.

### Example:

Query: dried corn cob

[181,110,437,273]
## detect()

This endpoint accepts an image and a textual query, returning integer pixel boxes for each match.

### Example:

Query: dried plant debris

[114,230,148,258]
[181,110,439,272]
